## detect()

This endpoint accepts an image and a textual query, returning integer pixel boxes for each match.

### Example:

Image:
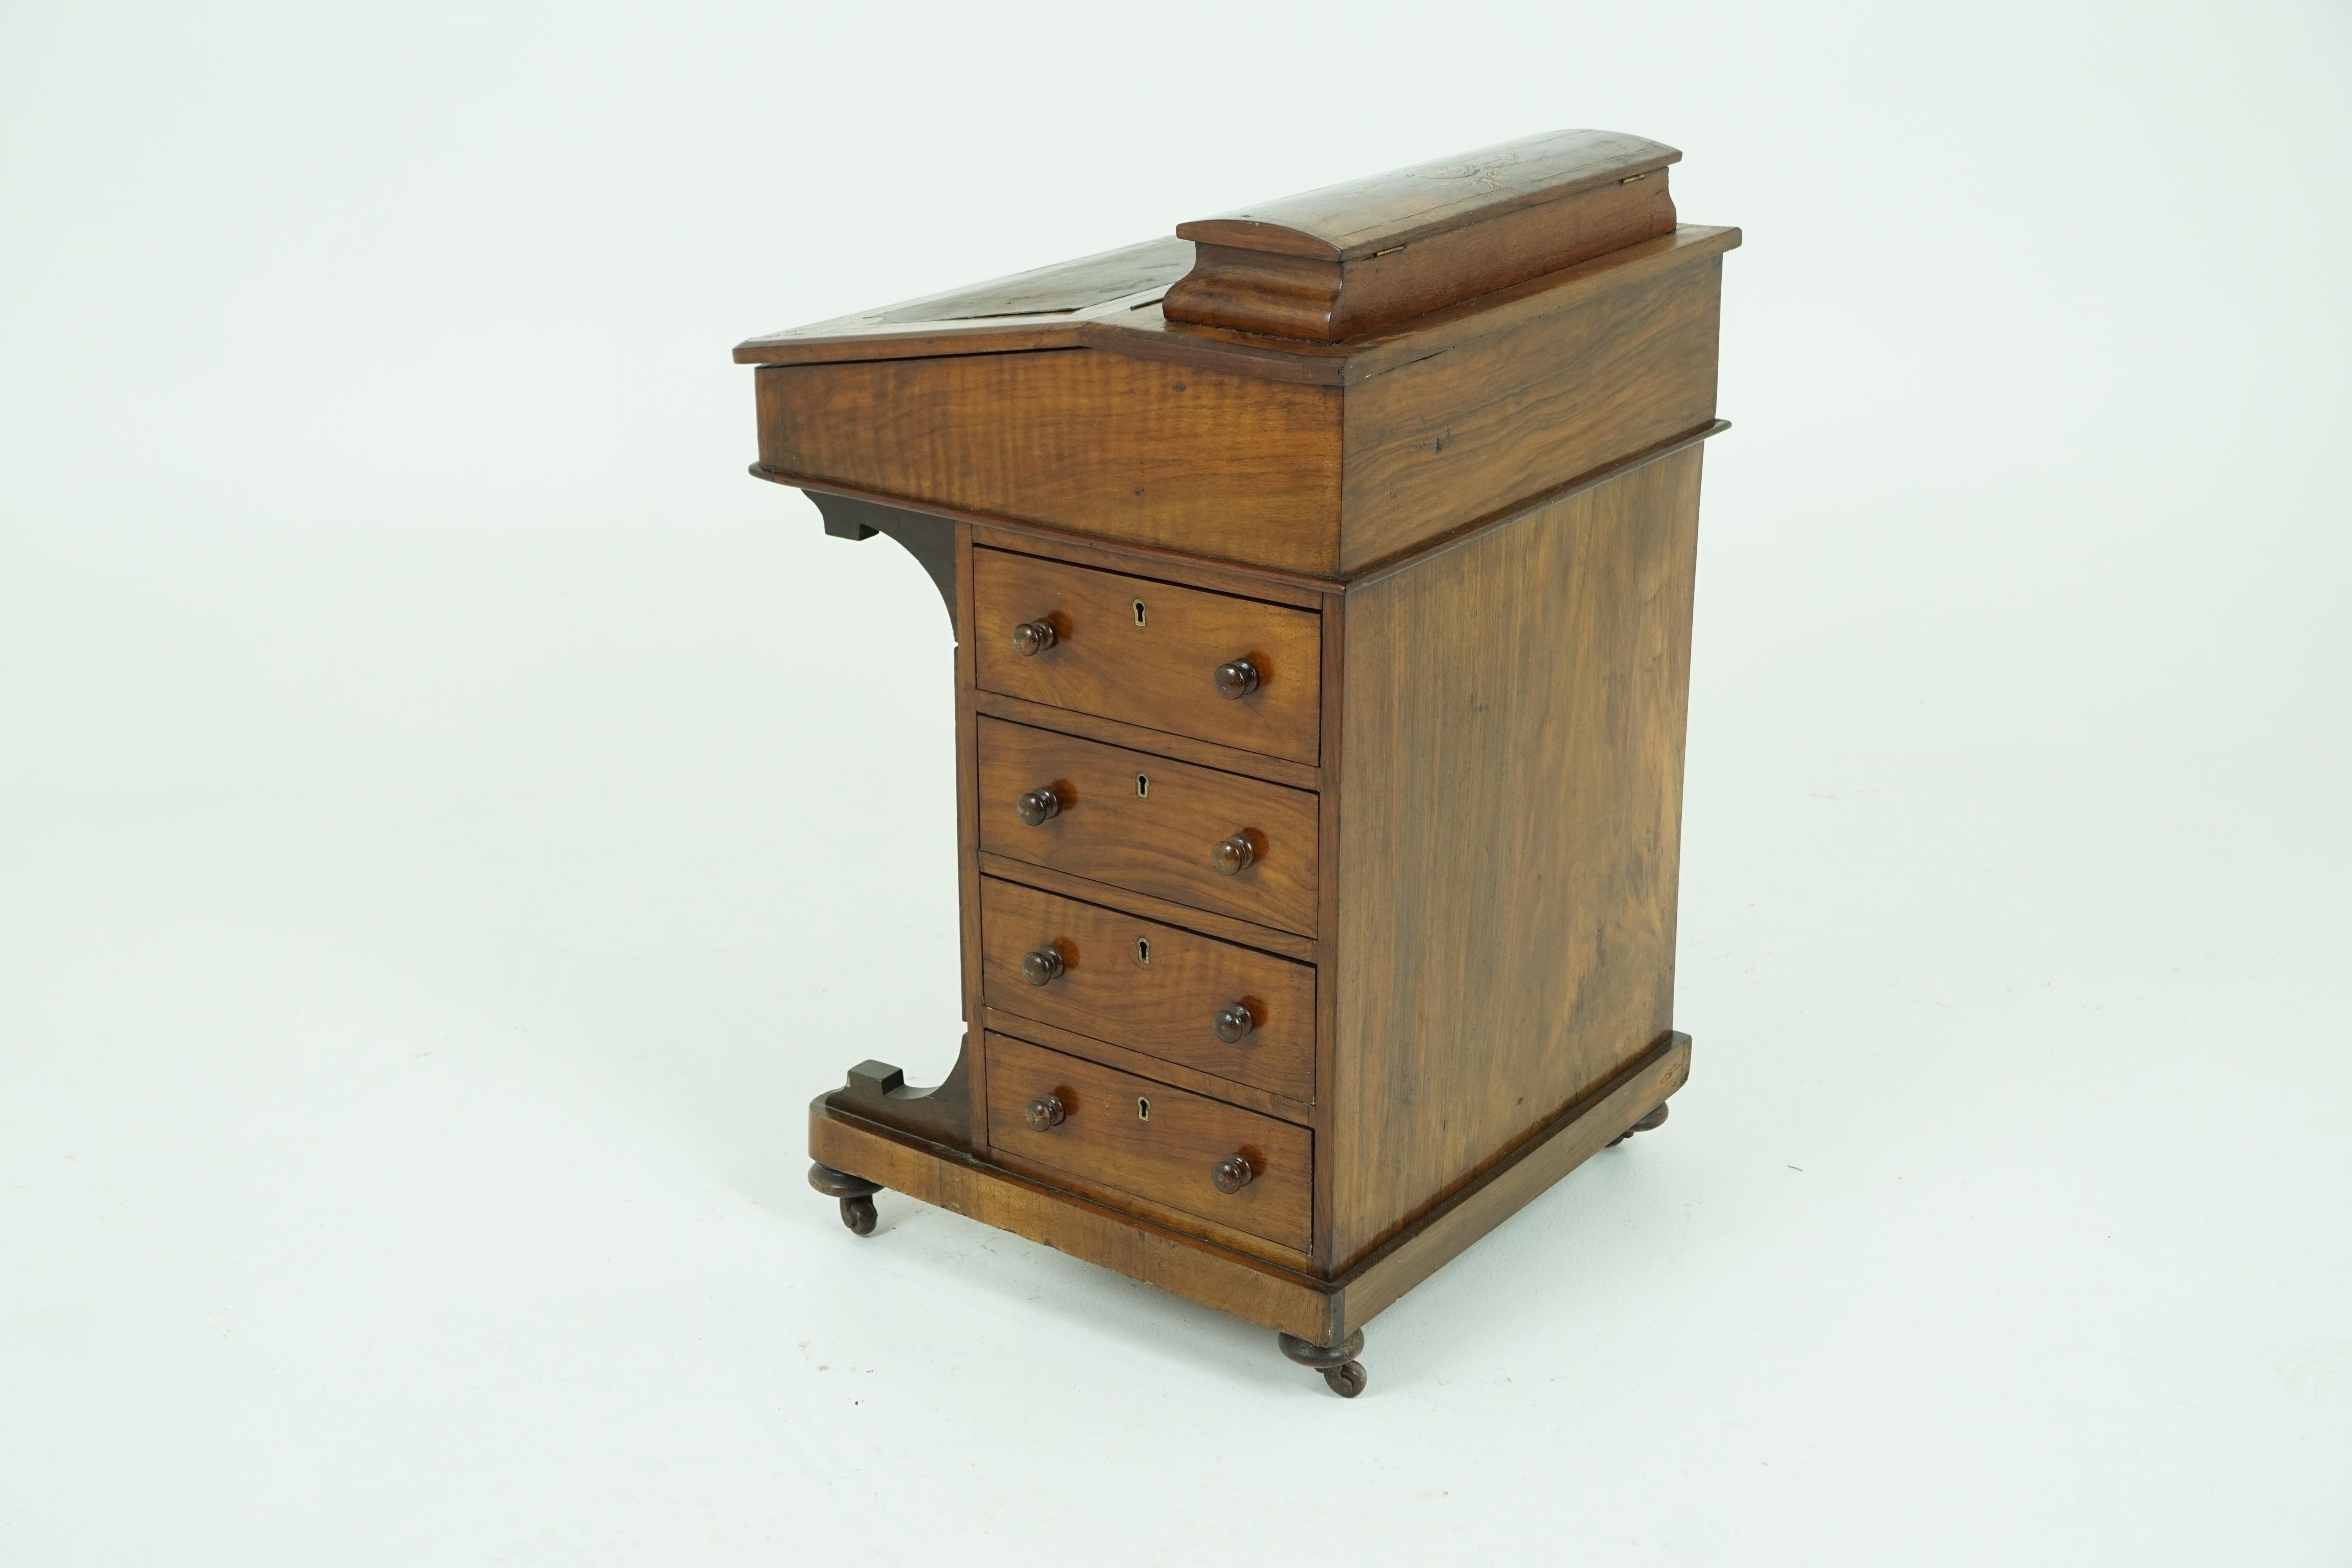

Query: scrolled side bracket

[824,1043,973,1151]
[804,490,958,628]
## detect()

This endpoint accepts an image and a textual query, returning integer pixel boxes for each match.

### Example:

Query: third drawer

[979,876,1316,1103]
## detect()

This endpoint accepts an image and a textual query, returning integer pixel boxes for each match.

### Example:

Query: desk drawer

[985,1032,1311,1252]
[976,716,1320,937]
[973,549,1323,765]
[979,877,1316,1103]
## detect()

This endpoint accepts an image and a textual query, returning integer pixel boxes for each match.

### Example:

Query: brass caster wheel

[1322,1360,1368,1398]
[1608,1100,1671,1147]
[1278,1329,1368,1398]
[808,1162,883,1236]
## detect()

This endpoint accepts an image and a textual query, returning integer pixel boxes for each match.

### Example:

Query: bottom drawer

[985,1032,1311,1252]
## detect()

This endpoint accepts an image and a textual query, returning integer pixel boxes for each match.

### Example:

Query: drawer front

[976,716,1321,937]
[984,1032,1312,1252]
[979,877,1316,1102]
[973,549,1323,765]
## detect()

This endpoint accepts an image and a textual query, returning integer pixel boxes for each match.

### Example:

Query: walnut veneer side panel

[1329,448,1705,1265]
[756,349,1344,577]
[1337,254,1722,573]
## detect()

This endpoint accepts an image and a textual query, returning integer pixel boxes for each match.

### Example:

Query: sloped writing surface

[734,238,1190,365]
[871,238,1193,323]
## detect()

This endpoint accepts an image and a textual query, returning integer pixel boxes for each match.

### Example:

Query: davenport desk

[737,131,1738,1396]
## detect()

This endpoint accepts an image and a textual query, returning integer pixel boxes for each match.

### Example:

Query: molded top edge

[1171,130,1681,261]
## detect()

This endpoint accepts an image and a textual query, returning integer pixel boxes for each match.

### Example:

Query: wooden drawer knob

[1010,619,1058,656]
[1212,1002,1256,1043]
[1213,658,1261,699]
[1020,948,1065,986]
[1016,786,1063,826]
[1211,1153,1256,1193]
[1023,1094,1067,1131]
[1210,832,1257,875]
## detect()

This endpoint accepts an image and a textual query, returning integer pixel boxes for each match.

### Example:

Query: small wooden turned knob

[1024,1095,1066,1131]
[1214,658,1261,699]
[1211,833,1257,875]
[1016,787,1063,826]
[1021,948,1065,986]
[1010,619,1057,656]
[1211,1153,1256,1193]
[1212,1002,1256,1043]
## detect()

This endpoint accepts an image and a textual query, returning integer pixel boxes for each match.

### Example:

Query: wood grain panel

[979,877,1316,1102]
[1330,448,1705,1265]
[975,717,1321,937]
[1339,253,1722,572]
[973,548,1322,764]
[984,1033,1312,1251]
[755,349,1343,575]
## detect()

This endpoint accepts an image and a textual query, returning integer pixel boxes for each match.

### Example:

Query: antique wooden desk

[737,131,1737,1396]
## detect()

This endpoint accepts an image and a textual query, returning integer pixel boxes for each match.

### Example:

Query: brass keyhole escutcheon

[1135,773,1149,799]
[1134,937,1151,965]
[1132,597,1147,628]
[1137,1096,1151,1122]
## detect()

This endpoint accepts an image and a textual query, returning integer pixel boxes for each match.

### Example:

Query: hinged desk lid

[736,127,1735,579]
[1163,129,1679,343]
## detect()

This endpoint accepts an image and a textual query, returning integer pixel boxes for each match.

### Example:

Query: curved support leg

[1277,1330,1368,1399]
[1608,1100,1671,1147]
[808,1162,884,1236]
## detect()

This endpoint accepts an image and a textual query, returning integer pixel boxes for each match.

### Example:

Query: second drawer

[979,877,1316,1103]
[976,715,1321,936]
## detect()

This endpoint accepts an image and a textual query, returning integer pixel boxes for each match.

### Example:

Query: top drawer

[973,549,1323,765]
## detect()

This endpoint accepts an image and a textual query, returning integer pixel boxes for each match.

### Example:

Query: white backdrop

[3,2,2348,1563]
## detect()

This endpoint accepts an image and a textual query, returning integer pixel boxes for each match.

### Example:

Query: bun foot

[1608,1100,1671,1147]
[808,1162,883,1236]
[1278,1329,1368,1398]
